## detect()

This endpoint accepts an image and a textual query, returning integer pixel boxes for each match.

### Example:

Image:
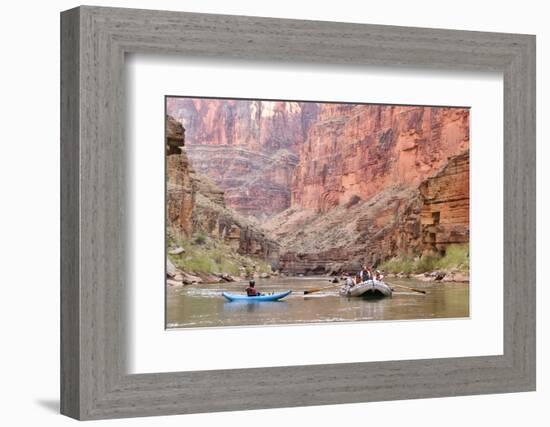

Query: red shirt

[246,286,259,296]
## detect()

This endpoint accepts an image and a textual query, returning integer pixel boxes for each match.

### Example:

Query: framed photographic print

[164,96,471,330]
[61,6,536,420]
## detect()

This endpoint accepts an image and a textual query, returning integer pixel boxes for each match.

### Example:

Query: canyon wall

[271,151,470,274]
[166,98,319,219]
[291,104,469,211]
[166,115,194,237]
[266,103,470,274]
[166,99,470,275]
[419,150,470,253]
[166,115,279,265]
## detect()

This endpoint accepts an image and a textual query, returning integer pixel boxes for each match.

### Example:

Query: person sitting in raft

[374,270,384,281]
[343,273,355,289]
[360,265,368,282]
[246,280,262,297]
[340,273,356,295]
[367,266,374,281]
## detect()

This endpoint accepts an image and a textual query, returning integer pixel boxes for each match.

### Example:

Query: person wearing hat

[246,280,262,296]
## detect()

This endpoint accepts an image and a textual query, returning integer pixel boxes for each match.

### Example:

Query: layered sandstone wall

[291,104,469,211]
[166,99,470,274]
[166,115,195,237]
[191,174,280,268]
[166,115,279,264]
[273,150,470,274]
[166,98,319,219]
[419,150,470,253]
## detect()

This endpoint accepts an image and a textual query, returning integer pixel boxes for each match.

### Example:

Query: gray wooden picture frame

[60,5,536,420]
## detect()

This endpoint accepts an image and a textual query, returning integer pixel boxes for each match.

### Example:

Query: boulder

[168,246,185,255]
[167,279,183,287]
[166,259,178,278]
[442,271,469,283]
[434,271,446,281]
[181,272,202,284]
[413,273,433,282]
[196,272,222,284]
[453,272,469,282]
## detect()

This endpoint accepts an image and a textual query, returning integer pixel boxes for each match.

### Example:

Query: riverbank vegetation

[379,244,469,274]
[167,233,272,277]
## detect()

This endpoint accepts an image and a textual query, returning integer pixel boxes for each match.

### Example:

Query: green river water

[166,276,469,329]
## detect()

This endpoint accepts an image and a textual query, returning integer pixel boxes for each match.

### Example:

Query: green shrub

[168,233,272,276]
[193,233,207,245]
[379,244,469,274]
[437,244,469,272]
[379,255,414,274]
[180,256,217,273]
[414,253,439,273]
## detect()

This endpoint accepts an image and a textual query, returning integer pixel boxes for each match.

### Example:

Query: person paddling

[246,280,262,297]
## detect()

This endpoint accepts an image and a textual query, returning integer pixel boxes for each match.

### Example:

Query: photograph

[165,96,470,329]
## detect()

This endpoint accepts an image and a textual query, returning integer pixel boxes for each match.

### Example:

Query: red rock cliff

[291,104,469,211]
[167,99,470,274]
[269,151,470,274]
[166,98,319,219]
[265,104,470,274]
[166,115,279,264]
[166,115,194,237]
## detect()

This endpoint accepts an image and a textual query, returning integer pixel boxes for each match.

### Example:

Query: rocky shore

[166,257,279,287]
[385,270,469,283]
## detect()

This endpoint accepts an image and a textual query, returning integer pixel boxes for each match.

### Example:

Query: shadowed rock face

[166,98,319,220]
[166,115,194,237]
[166,114,279,264]
[419,150,470,253]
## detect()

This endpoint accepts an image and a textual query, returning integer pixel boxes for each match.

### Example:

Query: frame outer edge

[519,34,536,389]
[60,6,81,420]
[527,35,536,390]
[502,34,536,391]
[61,6,537,420]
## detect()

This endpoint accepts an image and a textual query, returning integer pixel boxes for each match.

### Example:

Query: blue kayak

[222,290,292,302]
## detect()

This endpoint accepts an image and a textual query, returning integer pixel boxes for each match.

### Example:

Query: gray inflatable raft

[339,280,392,298]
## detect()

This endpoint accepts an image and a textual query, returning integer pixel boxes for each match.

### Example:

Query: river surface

[166,276,469,329]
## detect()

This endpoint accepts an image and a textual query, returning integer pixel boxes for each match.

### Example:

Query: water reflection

[223,301,289,312]
[166,276,469,329]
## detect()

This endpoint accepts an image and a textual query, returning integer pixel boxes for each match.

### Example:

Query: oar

[304,283,341,295]
[387,282,426,294]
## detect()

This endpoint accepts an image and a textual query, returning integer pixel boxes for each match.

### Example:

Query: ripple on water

[166,277,469,328]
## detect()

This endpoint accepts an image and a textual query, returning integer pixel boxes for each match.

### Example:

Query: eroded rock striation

[166,114,279,263]
[269,151,470,274]
[166,99,470,275]
[166,98,319,219]
[166,115,195,237]
[265,104,470,274]
[418,150,470,253]
[291,104,469,211]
